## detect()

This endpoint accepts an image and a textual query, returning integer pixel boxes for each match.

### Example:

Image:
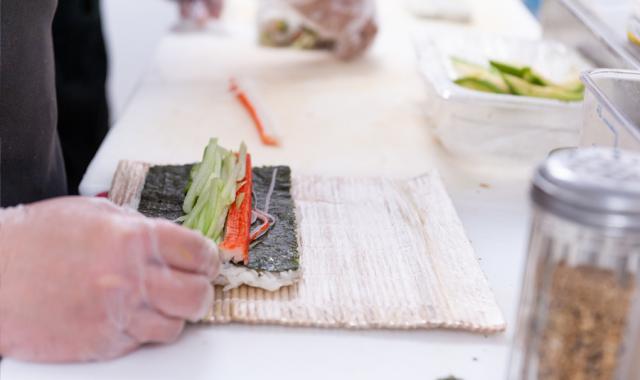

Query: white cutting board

[80,0,540,196]
[82,28,434,195]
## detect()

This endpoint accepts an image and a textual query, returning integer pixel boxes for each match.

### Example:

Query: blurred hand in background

[0,197,219,362]
[286,0,378,60]
[178,0,224,22]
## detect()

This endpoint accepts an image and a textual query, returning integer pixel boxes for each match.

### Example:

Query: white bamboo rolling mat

[110,160,505,333]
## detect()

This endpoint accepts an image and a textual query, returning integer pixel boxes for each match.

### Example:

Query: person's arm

[176,0,224,21]
[0,197,219,363]
[174,0,378,60]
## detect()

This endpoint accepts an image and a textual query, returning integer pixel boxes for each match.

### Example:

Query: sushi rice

[215,262,301,291]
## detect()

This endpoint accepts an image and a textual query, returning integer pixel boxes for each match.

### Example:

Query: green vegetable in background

[557,78,585,93]
[501,73,584,102]
[451,57,509,94]
[450,56,584,101]
[454,77,506,94]
[489,60,548,85]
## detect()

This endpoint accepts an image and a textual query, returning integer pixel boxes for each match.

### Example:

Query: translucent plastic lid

[581,69,640,145]
[560,0,640,69]
[532,147,640,231]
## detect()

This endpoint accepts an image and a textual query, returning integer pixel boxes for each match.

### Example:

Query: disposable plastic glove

[0,197,219,363]
[286,0,378,60]
[177,0,224,21]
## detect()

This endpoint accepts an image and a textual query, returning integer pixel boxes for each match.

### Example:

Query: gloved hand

[286,0,378,60]
[0,197,219,363]
[177,0,224,22]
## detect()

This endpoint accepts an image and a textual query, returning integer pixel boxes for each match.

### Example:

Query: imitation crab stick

[220,154,253,264]
[229,78,280,147]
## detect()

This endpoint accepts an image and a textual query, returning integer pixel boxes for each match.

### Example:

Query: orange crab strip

[219,154,253,263]
[230,78,279,147]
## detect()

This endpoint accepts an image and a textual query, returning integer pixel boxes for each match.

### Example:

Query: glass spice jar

[507,147,640,380]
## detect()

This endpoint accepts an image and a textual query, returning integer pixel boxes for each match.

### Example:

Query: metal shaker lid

[532,147,640,231]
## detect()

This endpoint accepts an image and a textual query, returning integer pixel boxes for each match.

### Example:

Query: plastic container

[540,0,640,70]
[629,0,640,46]
[508,147,640,380]
[580,69,640,152]
[415,29,592,165]
[540,0,640,69]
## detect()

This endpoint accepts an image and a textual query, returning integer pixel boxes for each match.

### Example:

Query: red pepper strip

[229,78,279,147]
[220,154,253,264]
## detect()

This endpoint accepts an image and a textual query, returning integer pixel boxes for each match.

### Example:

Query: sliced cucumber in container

[501,73,584,102]
[451,56,585,101]
[451,57,510,93]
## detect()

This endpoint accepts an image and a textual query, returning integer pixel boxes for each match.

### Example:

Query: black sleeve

[0,0,68,207]
[53,0,109,195]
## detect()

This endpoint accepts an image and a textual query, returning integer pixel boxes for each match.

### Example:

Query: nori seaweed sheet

[138,165,192,221]
[137,164,299,273]
[248,166,299,272]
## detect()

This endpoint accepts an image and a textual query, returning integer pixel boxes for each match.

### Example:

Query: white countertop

[2,1,541,379]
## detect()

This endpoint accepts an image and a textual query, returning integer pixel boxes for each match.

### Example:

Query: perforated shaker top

[532,147,640,231]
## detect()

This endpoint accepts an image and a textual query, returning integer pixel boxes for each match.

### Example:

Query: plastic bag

[258,0,336,50]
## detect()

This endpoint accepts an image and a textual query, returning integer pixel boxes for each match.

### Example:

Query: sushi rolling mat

[110,160,506,333]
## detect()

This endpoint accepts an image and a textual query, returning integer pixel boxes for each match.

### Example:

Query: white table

[2,1,541,379]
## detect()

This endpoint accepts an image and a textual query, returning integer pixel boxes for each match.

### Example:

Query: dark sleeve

[53,0,109,195]
[0,0,68,207]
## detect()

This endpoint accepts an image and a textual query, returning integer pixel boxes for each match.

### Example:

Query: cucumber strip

[557,78,585,93]
[522,68,549,86]
[454,77,506,94]
[489,60,528,78]
[451,57,510,93]
[501,73,584,102]
[183,138,219,213]
[181,139,248,243]
[451,56,491,76]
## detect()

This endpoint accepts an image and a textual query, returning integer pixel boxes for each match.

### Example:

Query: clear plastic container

[629,0,640,46]
[580,69,640,152]
[540,0,640,70]
[414,29,592,165]
[508,147,640,380]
